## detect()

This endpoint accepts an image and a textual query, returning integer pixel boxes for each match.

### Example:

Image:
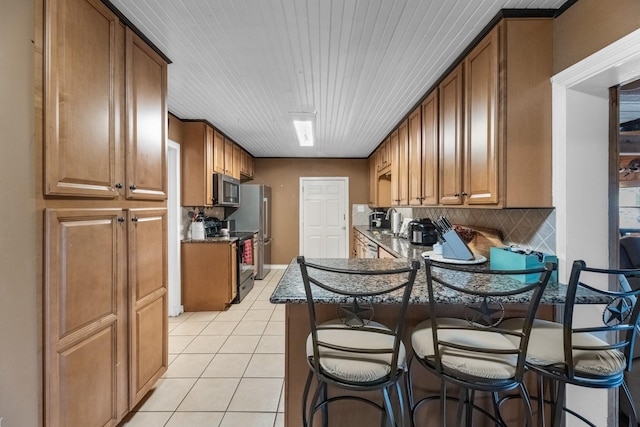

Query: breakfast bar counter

[270,258,605,427]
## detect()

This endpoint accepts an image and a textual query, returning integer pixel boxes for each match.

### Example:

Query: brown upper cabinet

[377,137,392,174]
[460,19,553,207]
[240,149,255,179]
[213,130,226,174]
[182,122,215,206]
[419,91,439,205]
[371,17,553,209]
[388,130,399,204]
[44,0,123,198]
[44,2,167,201]
[407,106,428,205]
[232,144,242,180]
[183,121,255,205]
[393,119,409,206]
[125,28,168,200]
[439,63,465,205]
[368,154,378,206]
[224,137,234,176]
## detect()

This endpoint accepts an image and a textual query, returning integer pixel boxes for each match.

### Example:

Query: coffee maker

[203,217,222,237]
[408,218,438,246]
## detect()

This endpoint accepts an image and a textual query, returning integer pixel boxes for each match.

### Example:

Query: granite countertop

[182,236,239,244]
[269,258,607,306]
[354,225,429,258]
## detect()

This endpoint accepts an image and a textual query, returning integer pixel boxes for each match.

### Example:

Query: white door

[299,177,349,258]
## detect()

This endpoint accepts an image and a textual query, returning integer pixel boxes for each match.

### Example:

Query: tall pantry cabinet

[42,0,168,425]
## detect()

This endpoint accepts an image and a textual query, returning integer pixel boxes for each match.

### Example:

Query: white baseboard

[169,305,184,317]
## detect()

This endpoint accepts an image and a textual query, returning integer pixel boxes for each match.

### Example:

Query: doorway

[167,141,183,317]
[618,80,640,238]
[299,177,349,258]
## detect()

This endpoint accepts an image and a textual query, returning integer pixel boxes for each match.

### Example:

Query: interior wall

[553,0,640,74]
[251,158,368,264]
[552,9,640,423]
[0,0,40,425]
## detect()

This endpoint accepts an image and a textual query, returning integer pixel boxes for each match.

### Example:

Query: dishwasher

[365,240,378,258]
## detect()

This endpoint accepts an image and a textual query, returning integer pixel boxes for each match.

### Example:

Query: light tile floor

[119,269,286,427]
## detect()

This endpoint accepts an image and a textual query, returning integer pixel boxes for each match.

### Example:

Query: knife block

[441,229,474,261]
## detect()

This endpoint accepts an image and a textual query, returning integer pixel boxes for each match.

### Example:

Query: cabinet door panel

[133,296,166,400]
[205,125,214,204]
[45,208,126,426]
[408,108,422,205]
[224,137,234,176]
[233,144,242,180]
[45,0,122,198]
[439,64,463,205]
[397,120,409,206]
[421,91,439,205]
[59,325,118,427]
[389,131,399,204]
[128,208,168,407]
[181,243,234,311]
[125,28,167,200]
[465,28,499,205]
[213,130,225,174]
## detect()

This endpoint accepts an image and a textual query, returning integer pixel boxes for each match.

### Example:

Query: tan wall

[250,158,369,264]
[553,0,640,74]
[0,0,41,425]
[168,113,183,143]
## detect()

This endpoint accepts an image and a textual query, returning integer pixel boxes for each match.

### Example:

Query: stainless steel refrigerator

[228,184,271,280]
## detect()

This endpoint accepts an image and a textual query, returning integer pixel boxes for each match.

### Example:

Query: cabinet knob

[461,191,468,196]
[131,217,138,222]
[115,183,123,189]
[117,217,125,222]
[454,193,460,197]
[129,184,137,190]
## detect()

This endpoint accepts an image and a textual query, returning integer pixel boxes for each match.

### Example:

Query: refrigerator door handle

[263,197,270,240]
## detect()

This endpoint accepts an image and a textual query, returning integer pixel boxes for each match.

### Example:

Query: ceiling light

[293,120,314,146]
[290,111,315,147]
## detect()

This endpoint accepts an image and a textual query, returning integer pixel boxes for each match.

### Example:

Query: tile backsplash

[352,205,556,254]
[181,206,226,239]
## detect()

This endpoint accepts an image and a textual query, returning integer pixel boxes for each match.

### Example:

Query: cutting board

[458,226,504,260]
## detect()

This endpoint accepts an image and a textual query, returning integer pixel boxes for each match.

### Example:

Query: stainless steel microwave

[212,173,240,207]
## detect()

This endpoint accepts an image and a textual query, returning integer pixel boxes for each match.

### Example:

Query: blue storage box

[489,247,558,283]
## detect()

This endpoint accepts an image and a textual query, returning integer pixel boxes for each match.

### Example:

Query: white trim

[552,29,640,90]
[299,177,350,258]
[167,140,183,317]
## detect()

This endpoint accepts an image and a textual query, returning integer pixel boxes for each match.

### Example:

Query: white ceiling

[110,0,567,158]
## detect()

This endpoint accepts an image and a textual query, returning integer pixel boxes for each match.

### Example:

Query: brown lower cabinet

[127,208,169,407]
[44,208,168,426]
[181,242,238,311]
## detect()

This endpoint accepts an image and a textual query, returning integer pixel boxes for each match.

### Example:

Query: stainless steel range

[229,231,256,303]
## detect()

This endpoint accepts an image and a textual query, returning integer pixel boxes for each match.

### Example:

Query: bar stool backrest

[423,257,555,384]
[562,260,640,381]
[297,256,420,387]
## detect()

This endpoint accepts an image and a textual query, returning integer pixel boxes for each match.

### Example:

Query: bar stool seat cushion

[501,318,626,376]
[306,319,406,383]
[411,318,519,380]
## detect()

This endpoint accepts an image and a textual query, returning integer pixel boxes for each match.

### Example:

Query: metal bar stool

[297,256,420,427]
[407,257,555,426]
[502,260,640,426]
